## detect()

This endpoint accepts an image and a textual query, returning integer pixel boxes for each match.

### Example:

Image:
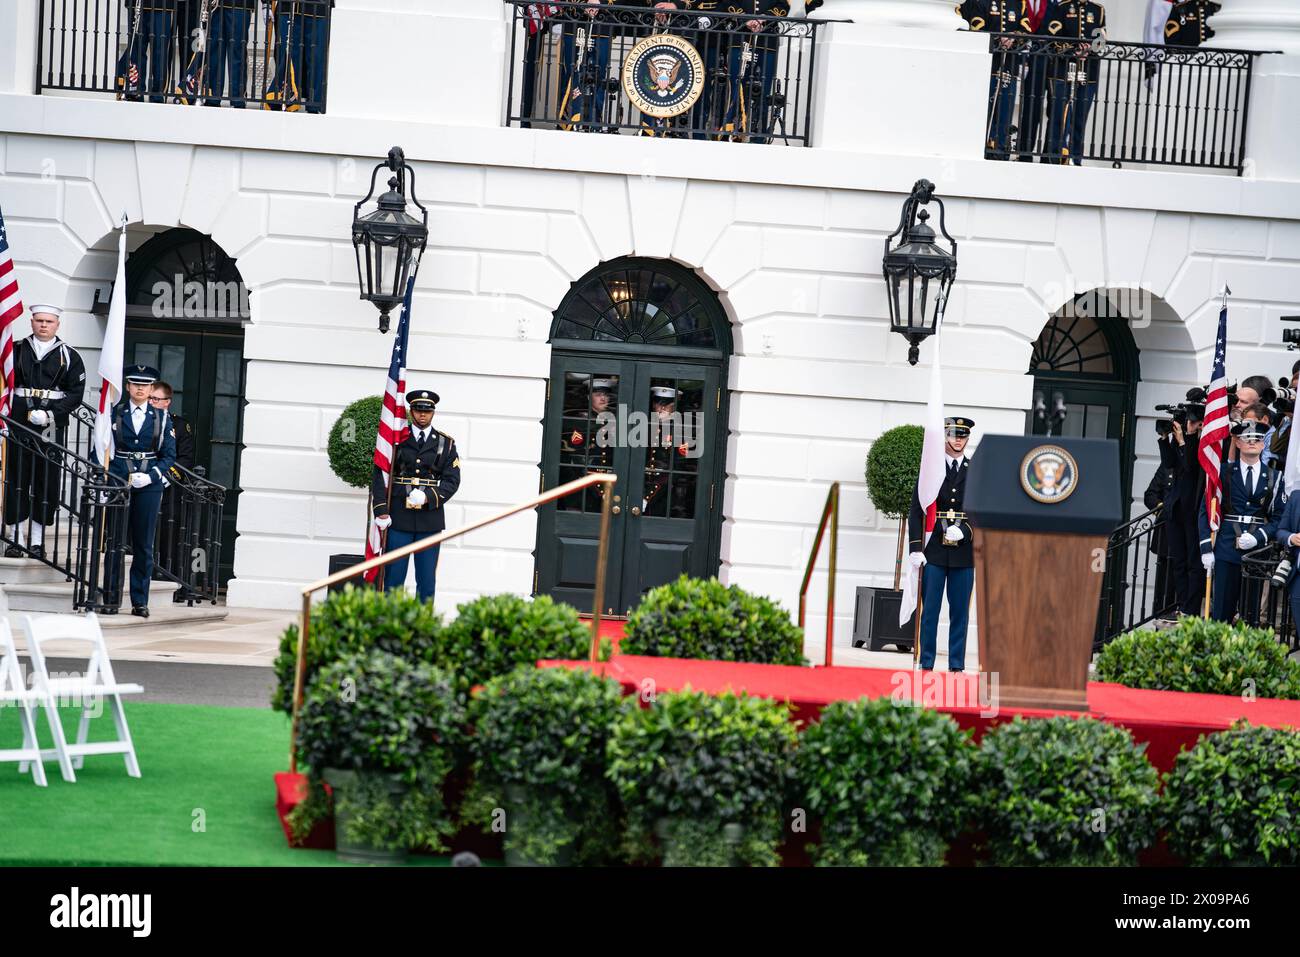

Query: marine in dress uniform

[179,0,258,107]
[643,385,695,518]
[958,0,1032,160]
[269,0,334,113]
[1199,420,1282,624]
[907,416,976,672]
[1015,0,1056,160]
[560,376,617,512]
[559,0,616,132]
[716,1,790,145]
[93,365,178,617]
[3,305,87,560]
[1043,0,1106,166]
[118,0,180,103]
[1164,0,1220,46]
[371,390,461,602]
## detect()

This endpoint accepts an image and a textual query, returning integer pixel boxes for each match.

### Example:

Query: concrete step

[0,557,73,585]
[4,577,180,614]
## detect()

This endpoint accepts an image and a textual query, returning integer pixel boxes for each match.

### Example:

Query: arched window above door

[550,259,730,355]
[1031,313,1118,376]
[125,228,244,307]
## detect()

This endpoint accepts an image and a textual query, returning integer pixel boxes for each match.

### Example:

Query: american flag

[525,2,559,34]
[1198,295,1231,531]
[364,279,414,582]
[0,208,23,420]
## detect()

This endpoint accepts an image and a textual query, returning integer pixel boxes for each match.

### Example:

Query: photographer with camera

[1156,391,1206,616]
[1144,426,1179,614]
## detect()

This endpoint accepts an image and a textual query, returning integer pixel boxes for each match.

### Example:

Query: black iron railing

[36,0,332,113]
[1241,543,1297,653]
[153,461,225,606]
[504,1,825,145]
[981,33,1267,173]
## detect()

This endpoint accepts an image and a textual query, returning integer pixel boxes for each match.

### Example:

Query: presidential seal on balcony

[622,34,705,118]
[1020,445,1079,504]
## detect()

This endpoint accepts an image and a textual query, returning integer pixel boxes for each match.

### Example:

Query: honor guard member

[3,305,87,560]
[716,1,790,144]
[1015,0,1057,161]
[118,0,179,103]
[1044,0,1106,166]
[643,385,695,518]
[558,1,615,132]
[268,0,334,113]
[958,0,1032,160]
[371,390,461,603]
[94,365,178,617]
[908,416,976,672]
[1199,419,1282,624]
[560,377,617,512]
[1165,0,1220,46]
[180,0,258,107]
[637,0,686,137]
[147,381,197,597]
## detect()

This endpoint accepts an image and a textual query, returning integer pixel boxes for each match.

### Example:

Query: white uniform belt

[937,510,968,521]
[14,388,65,399]
[1224,515,1265,525]
[395,477,439,487]
[115,451,157,460]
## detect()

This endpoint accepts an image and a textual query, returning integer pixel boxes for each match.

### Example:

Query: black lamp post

[352,146,428,333]
[882,179,958,365]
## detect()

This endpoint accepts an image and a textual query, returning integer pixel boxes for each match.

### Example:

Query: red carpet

[539,655,1300,774]
[580,615,627,654]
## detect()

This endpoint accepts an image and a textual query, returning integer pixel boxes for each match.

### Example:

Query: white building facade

[1,0,1299,662]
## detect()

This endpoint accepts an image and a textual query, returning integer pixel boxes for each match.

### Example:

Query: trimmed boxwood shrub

[606,689,799,866]
[327,395,383,489]
[1096,617,1300,700]
[1163,721,1300,866]
[620,575,806,666]
[465,666,625,865]
[436,593,593,702]
[271,584,441,713]
[291,649,465,852]
[866,425,923,520]
[970,716,1161,866]
[798,698,974,866]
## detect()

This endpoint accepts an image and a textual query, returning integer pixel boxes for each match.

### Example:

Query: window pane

[213,396,239,442]
[161,344,185,390]
[216,348,241,394]
[209,444,236,488]
[134,344,159,369]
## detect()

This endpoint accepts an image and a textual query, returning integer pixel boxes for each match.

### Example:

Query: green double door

[124,322,245,587]
[536,353,724,615]
[1026,379,1133,499]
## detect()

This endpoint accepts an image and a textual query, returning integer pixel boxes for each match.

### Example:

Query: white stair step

[4,578,181,614]
[0,558,73,585]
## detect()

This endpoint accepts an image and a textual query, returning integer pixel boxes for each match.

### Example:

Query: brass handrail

[289,471,617,772]
[797,482,840,668]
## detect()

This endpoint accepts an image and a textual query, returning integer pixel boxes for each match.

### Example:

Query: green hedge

[798,698,974,866]
[621,575,806,666]
[1096,617,1300,700]
[1163,721,1300,866]
[866,425,924,520]
[970,717,1161,866]
[326,395,383,489]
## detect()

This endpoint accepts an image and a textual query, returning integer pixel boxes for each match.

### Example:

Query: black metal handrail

[0,412,129,613]
[980,33,1268,173]
[36,0,332,113]
[504,1,828,145]
[1094,505,1176,648]
[1240,542,1297,653]
[153,459,225,605]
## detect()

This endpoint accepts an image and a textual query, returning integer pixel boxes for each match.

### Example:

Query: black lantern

[352,146,428,333]
[882,179,958,365]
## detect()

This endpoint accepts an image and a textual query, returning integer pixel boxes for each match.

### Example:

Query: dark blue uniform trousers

[919,563,974,671]
[1210,559,1262,625]
[104,486,164,609]
[382,529,440,602]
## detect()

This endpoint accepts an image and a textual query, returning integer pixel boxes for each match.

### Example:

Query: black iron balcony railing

[153,460,225,606]
[504,1,825,145]
[36,0,332,113]
[980,33,1268,174]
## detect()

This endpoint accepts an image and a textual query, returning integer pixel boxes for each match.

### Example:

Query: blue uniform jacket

[91,403,178,489]
[1198,459,1281,565]
[1273,489,1300,590]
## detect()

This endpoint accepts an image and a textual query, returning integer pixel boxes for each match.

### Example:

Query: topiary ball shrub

[620,575,806,666]
[1163,721,1300,866]
[272,584,442,713]
[970,716,1161,866]
[327,395,383,489]
[798,697,974,866]
[1096,617,1300,700]
[465,665,626,866]
[437,593,591,702]
[866,425,924,520]
[606,689,799,867]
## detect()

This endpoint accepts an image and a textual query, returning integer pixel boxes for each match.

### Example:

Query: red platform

[539,654,1300,774]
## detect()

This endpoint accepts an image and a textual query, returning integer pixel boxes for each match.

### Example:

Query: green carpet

[0,700,445,867]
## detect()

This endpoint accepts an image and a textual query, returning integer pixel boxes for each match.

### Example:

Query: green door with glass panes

[124,323,245,587]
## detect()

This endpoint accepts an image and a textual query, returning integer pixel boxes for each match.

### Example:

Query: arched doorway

[119,228,247,587]
[1027,295,1140,501]
[535,258,731,615]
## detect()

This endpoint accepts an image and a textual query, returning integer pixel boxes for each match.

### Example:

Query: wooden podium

[965,436,1121,712]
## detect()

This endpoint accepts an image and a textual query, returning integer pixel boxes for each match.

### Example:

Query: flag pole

[912,579,924,668]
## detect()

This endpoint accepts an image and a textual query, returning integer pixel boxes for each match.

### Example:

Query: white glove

[26,409,49,426]
[909,551,926,569]
[1201,553,1215,572]
[374,514,392,531]
[1237,532,1258,550]
[407,488,427,508]
[944,525,964,543]
[129,472,152,489]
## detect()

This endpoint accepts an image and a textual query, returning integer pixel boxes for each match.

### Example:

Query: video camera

[1283,315,1300,350]
[1154,386,1209,428]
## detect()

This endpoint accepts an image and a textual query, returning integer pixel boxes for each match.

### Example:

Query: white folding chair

[23,613,144,782]
[0,619,56,786]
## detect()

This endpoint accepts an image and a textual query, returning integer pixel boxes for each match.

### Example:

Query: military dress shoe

[4,544,22,558]
[27,545,44,560]
[131,606,150,619]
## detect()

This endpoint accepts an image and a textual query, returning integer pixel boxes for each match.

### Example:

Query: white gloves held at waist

[407,487,427,508]
[909,551,927,569]
[129,472,152,489]
[944,525,964,543]
[26,409,50,427]
[1236,532,1258,550]
[374,514,392,531]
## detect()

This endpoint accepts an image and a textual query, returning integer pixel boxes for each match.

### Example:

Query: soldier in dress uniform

[958,0,1032,160]
[907,416,976,672]
[269,0,334,113]
[1165,0,1220,46]
[3,305,87,561]
[371,390,461,602]
[559,0,615,132]
[716,1,791,145]
[119,0,180,103]
[1199,419,1282,624]
[178,0,258,107]
[1014,0,1057,160]
[147,380,198,597]
[560,376,617,511]
[1043,0,1106,166]
[94,365,178,617]
[643,385,694,518]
